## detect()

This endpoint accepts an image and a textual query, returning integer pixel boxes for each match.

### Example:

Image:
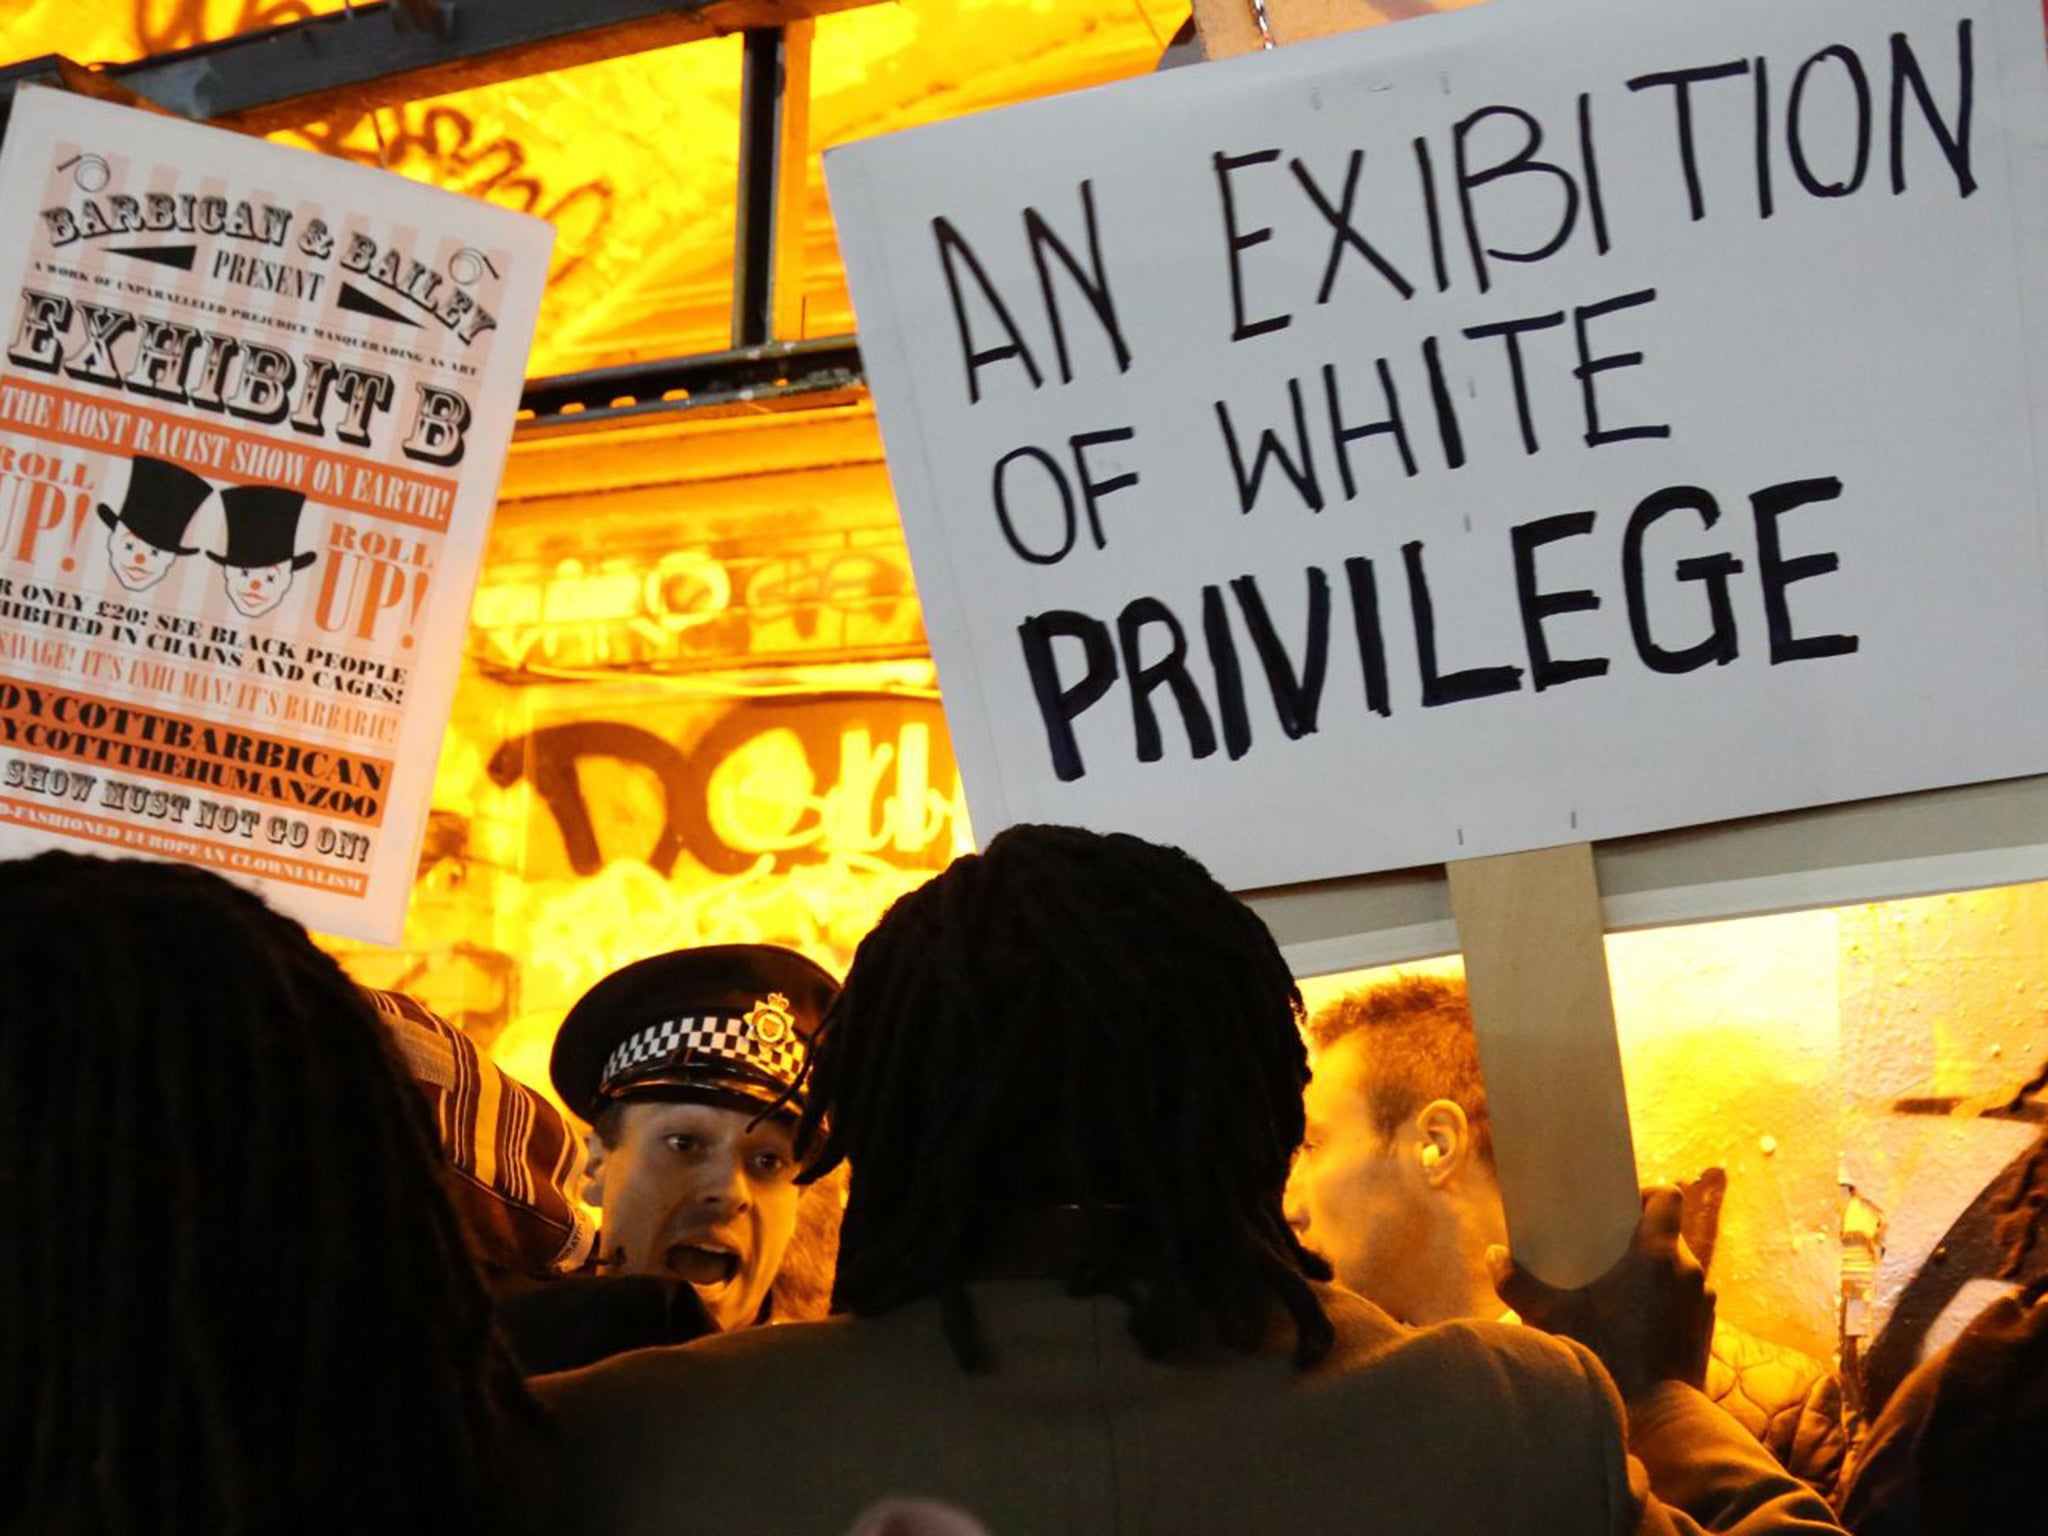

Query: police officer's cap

[550,944,839,1124]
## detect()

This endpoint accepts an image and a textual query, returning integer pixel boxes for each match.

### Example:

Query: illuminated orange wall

[1304,883,2048,1368]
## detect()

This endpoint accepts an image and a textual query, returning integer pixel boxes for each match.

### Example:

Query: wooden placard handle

[1447,842,1640,1288]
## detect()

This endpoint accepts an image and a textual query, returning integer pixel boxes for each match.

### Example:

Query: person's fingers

[1638,1185,1686,1243]
[1488,1244,1566,1318]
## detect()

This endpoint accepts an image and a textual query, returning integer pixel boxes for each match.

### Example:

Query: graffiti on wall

[323,684,970,1073]
[491,695,961,876]
[134,0,316,48]
[471,543,921,674]
[472,689,967,1009]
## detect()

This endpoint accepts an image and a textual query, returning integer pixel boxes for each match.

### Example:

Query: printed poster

[0,87,551,941]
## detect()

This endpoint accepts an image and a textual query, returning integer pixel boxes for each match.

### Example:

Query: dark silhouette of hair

[796,823,1334,1373]
[0,851,536,1534]
[1309,973,1495,1171]
[1994,1052,2048,1283]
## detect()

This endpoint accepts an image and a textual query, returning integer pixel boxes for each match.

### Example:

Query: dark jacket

[529,1280,1847,1536]
[1836,1283,2048,1534]
[497,1274,716,1375]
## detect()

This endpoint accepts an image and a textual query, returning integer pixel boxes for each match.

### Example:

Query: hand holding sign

[1490,1184,1718,1404]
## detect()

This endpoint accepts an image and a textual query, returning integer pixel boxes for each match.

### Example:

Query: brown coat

[530,1281,1844,1536]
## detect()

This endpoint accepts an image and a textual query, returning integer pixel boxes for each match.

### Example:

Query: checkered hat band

[600,1014,805,1094]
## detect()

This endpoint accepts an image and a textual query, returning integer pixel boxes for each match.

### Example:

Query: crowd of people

[4,830,2042,1533]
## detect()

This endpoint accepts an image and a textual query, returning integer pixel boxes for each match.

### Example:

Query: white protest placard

[0,88,551,942]
[828,0,2048,894]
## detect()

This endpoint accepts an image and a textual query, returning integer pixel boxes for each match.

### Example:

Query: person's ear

[1415,1099,1472,1187]
[580,1129,610,1208]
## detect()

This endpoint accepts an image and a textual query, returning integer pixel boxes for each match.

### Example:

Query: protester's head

[551,944,839,1331]
[0,851,532,1533]
[1285,973,1508,1325]
[799,822,1334,1371]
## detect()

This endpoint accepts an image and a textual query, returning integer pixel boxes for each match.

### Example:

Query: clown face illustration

[107,524,183,591]
[98,456,211,591]
[224,559,298,618]
[210,485,317,620]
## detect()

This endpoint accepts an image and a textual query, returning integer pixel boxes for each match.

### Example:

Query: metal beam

[0,54,150,141]
[732,28,785,349]
[517,335,863,435]
[100,0,874,135]
[0,2,874,427]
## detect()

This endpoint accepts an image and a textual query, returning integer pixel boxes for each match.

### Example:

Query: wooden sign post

[1444,844,1640,1285]
[1193,0,1641,1289]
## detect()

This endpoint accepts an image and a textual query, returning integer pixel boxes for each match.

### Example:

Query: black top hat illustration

[208,484,316,571]
[97,455,211,555]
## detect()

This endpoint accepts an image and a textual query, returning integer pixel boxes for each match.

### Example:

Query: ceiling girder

[99,0,870,136]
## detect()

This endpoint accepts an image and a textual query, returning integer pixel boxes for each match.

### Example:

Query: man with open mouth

[501,944,840,1370]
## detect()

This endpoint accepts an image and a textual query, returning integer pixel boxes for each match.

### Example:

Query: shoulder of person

[534,1312,852,1405]
[1316,1282,1616,1405]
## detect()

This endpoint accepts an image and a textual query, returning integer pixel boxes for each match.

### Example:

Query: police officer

[500,945,839,1372]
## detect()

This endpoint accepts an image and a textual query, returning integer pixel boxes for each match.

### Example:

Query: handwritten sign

[0,87,551,940]
[828,0,2048,892]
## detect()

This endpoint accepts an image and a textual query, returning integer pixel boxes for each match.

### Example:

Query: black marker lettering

[1753,476,1859,663]
[1216,377,1325,513]
[1623,486,1743,673]
[1343,556,1393,717]
[1213,149,1293,340]
[1120,597,1218,762]
[1325,358,1416,498]
[1890,22,1976,196]
[1024,180,1134,383]
[1201,584,1254,759]
[1290,149,1415,304]
[1789,45,1873,198]
[1573,289,1670,448]
[1626,61,1750,220]
[1404,540,1524,705]
[1511,511,1609,691]
[1232,568,1333,740]
[934,216,1045,405]
[1019,610,1118,780]
[1463,309,1565,456]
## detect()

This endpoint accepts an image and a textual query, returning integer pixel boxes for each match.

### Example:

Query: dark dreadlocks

[0,851,537,1535]
[1994,1049,2048,1292]
[796,823,1335,1373]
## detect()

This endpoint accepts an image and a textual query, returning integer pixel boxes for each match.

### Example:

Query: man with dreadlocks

[530,824,1847,1536]
[0,851,540,1535]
